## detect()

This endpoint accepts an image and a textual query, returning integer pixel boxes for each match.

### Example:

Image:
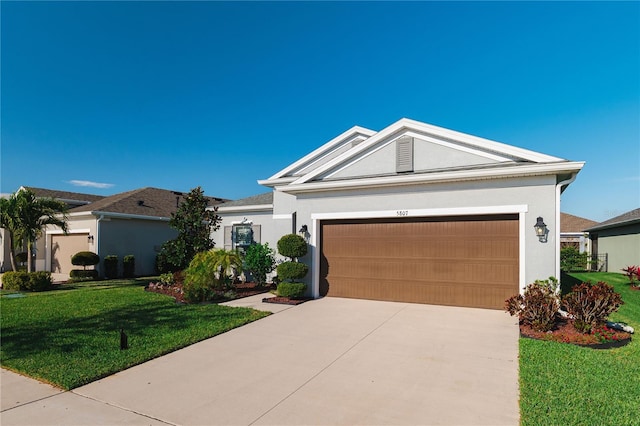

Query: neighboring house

[560,212,597,254]
[585,208,640,273]
[0,187,105,272]
[1,186,226,280]
[211,118,585,309]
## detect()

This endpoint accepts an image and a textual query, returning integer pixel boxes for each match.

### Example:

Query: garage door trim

[310,205,527,299]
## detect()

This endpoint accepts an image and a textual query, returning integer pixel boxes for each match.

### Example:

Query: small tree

[276,234,308,298]
[156,187,221,272]
[244,243,276,286]
[71,251,100,271]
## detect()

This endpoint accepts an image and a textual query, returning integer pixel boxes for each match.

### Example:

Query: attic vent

[137,200,144,206]
[396,136,414,173]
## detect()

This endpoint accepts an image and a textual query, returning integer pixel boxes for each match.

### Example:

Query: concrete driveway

[1,297,519,425]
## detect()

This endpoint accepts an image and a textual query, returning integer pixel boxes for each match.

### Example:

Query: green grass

[0,278,270,390]
[520,272,640,425]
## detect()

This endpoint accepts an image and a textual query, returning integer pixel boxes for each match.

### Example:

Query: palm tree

[0,194,20,271]
[212,249,243,289]
[13,189,69,272]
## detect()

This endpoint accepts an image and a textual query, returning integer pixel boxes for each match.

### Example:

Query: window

[224,224,261,252]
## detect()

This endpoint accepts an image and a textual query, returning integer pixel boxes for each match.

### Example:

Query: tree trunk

[27,240,33,272]
[7,231,17,272]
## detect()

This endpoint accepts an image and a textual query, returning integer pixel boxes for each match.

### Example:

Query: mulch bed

[262,296,312,305]
[519,317,632,349]
[146,281,273,304]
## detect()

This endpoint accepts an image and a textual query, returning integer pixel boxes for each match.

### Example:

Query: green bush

[1,271,52,291]
[156,239,188,273]
[505,277,560,332]
[25,271,53,291]
[71,251,100,270]
[2,271,30,291]
[562,281,624,334]
[276,262,309,281]
[244,243,276,285]
[277,282,307,298]
[123,255,135,278]
[183,251,219,302]
[277,234,307,260]
[69,270,99,282]
[15,252,28,264]
[104,255,119,279]
[560,246,588,272]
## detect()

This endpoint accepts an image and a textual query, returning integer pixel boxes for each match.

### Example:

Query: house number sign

[396,210,409,216]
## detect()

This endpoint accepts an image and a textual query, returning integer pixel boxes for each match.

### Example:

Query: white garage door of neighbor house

[51,234,89,274]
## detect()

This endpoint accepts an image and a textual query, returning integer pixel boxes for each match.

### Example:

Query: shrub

[277,234,307,260]
[123,255,135,278]
[505,277,560,332]
[71,251,100,270]
[277,282,307,298]
[2,271,30,291]
[276,262,309,281]
[562,281,624,334]
[104,255,119,279]
[1,271,52,291]
[15,252,28,264]
[183,279,213,303]
[159,272,175,285]
[560,246,588,272]
[69,270,99,281]
[25,271,53,291]
[156,239,188,273]
[243,243,276,285]
[622,265,640,286]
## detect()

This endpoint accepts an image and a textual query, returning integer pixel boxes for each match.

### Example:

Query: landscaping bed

[519,316,631,349]
[146,280,273,304]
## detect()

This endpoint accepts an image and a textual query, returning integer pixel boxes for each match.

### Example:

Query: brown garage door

[51,234,89,274]
[320,215,519,309]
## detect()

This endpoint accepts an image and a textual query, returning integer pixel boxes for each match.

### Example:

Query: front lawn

[0,278,270,390]
[520,272,639,425]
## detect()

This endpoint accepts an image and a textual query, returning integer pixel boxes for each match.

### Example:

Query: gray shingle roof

[69,187,227,218]
[585,208,640,232]
[25,187,105,205]
[217,192,273,208]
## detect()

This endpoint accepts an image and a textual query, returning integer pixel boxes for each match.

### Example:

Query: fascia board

[265,126,376,181]
[292,118,566,186]
[278,161,585,194]
[257,176,298,187]
[215,204,273,214]
[586,218,640,232]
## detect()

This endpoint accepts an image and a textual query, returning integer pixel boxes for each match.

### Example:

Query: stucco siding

[293,175,559,293]
[98,218,176,277]
[596,223,640,273]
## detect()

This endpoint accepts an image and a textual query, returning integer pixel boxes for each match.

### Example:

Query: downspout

[555,173,577,279]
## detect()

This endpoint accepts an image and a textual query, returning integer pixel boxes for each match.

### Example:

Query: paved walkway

[1,295,519,425]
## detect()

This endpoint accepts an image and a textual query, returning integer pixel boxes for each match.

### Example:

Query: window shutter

[396,136,414,173]
[251,225,261,244]
[224,226,232,250]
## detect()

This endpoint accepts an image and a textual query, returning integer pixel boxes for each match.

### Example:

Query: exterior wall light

[534,217,548,243]
[88,235,94,243]
[298,225,309,242]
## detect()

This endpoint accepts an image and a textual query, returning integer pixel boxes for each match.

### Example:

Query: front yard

[520,272,639,425]
[0,278,270,390]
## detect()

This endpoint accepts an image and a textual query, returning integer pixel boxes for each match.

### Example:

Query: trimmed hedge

[123,255,135,278]
[277,282,307,298]
[276,262,309,281]
[71,251,100,270]
[104,255,119,279]
[277,234,307,259]
[2,271,53,292]
[69,270,99,282]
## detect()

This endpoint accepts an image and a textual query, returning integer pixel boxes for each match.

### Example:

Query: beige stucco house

[211,118,585,309]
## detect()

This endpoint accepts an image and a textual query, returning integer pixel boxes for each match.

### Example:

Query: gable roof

[69,187,227,219]
[23,186,105,206]
[585,208,640,232]
[259,118,584,194]
[561,212,598,233]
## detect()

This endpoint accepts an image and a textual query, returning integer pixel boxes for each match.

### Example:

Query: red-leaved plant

[505,277,560,332]
[562,281,624,334]
[622,265,639,287]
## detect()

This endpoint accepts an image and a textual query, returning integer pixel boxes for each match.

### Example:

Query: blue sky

[1,1,638,222]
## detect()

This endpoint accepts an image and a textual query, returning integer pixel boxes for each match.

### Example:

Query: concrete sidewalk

[1,296,519,425]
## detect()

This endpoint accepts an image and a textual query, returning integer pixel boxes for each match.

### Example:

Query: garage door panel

[320,215,519,309]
